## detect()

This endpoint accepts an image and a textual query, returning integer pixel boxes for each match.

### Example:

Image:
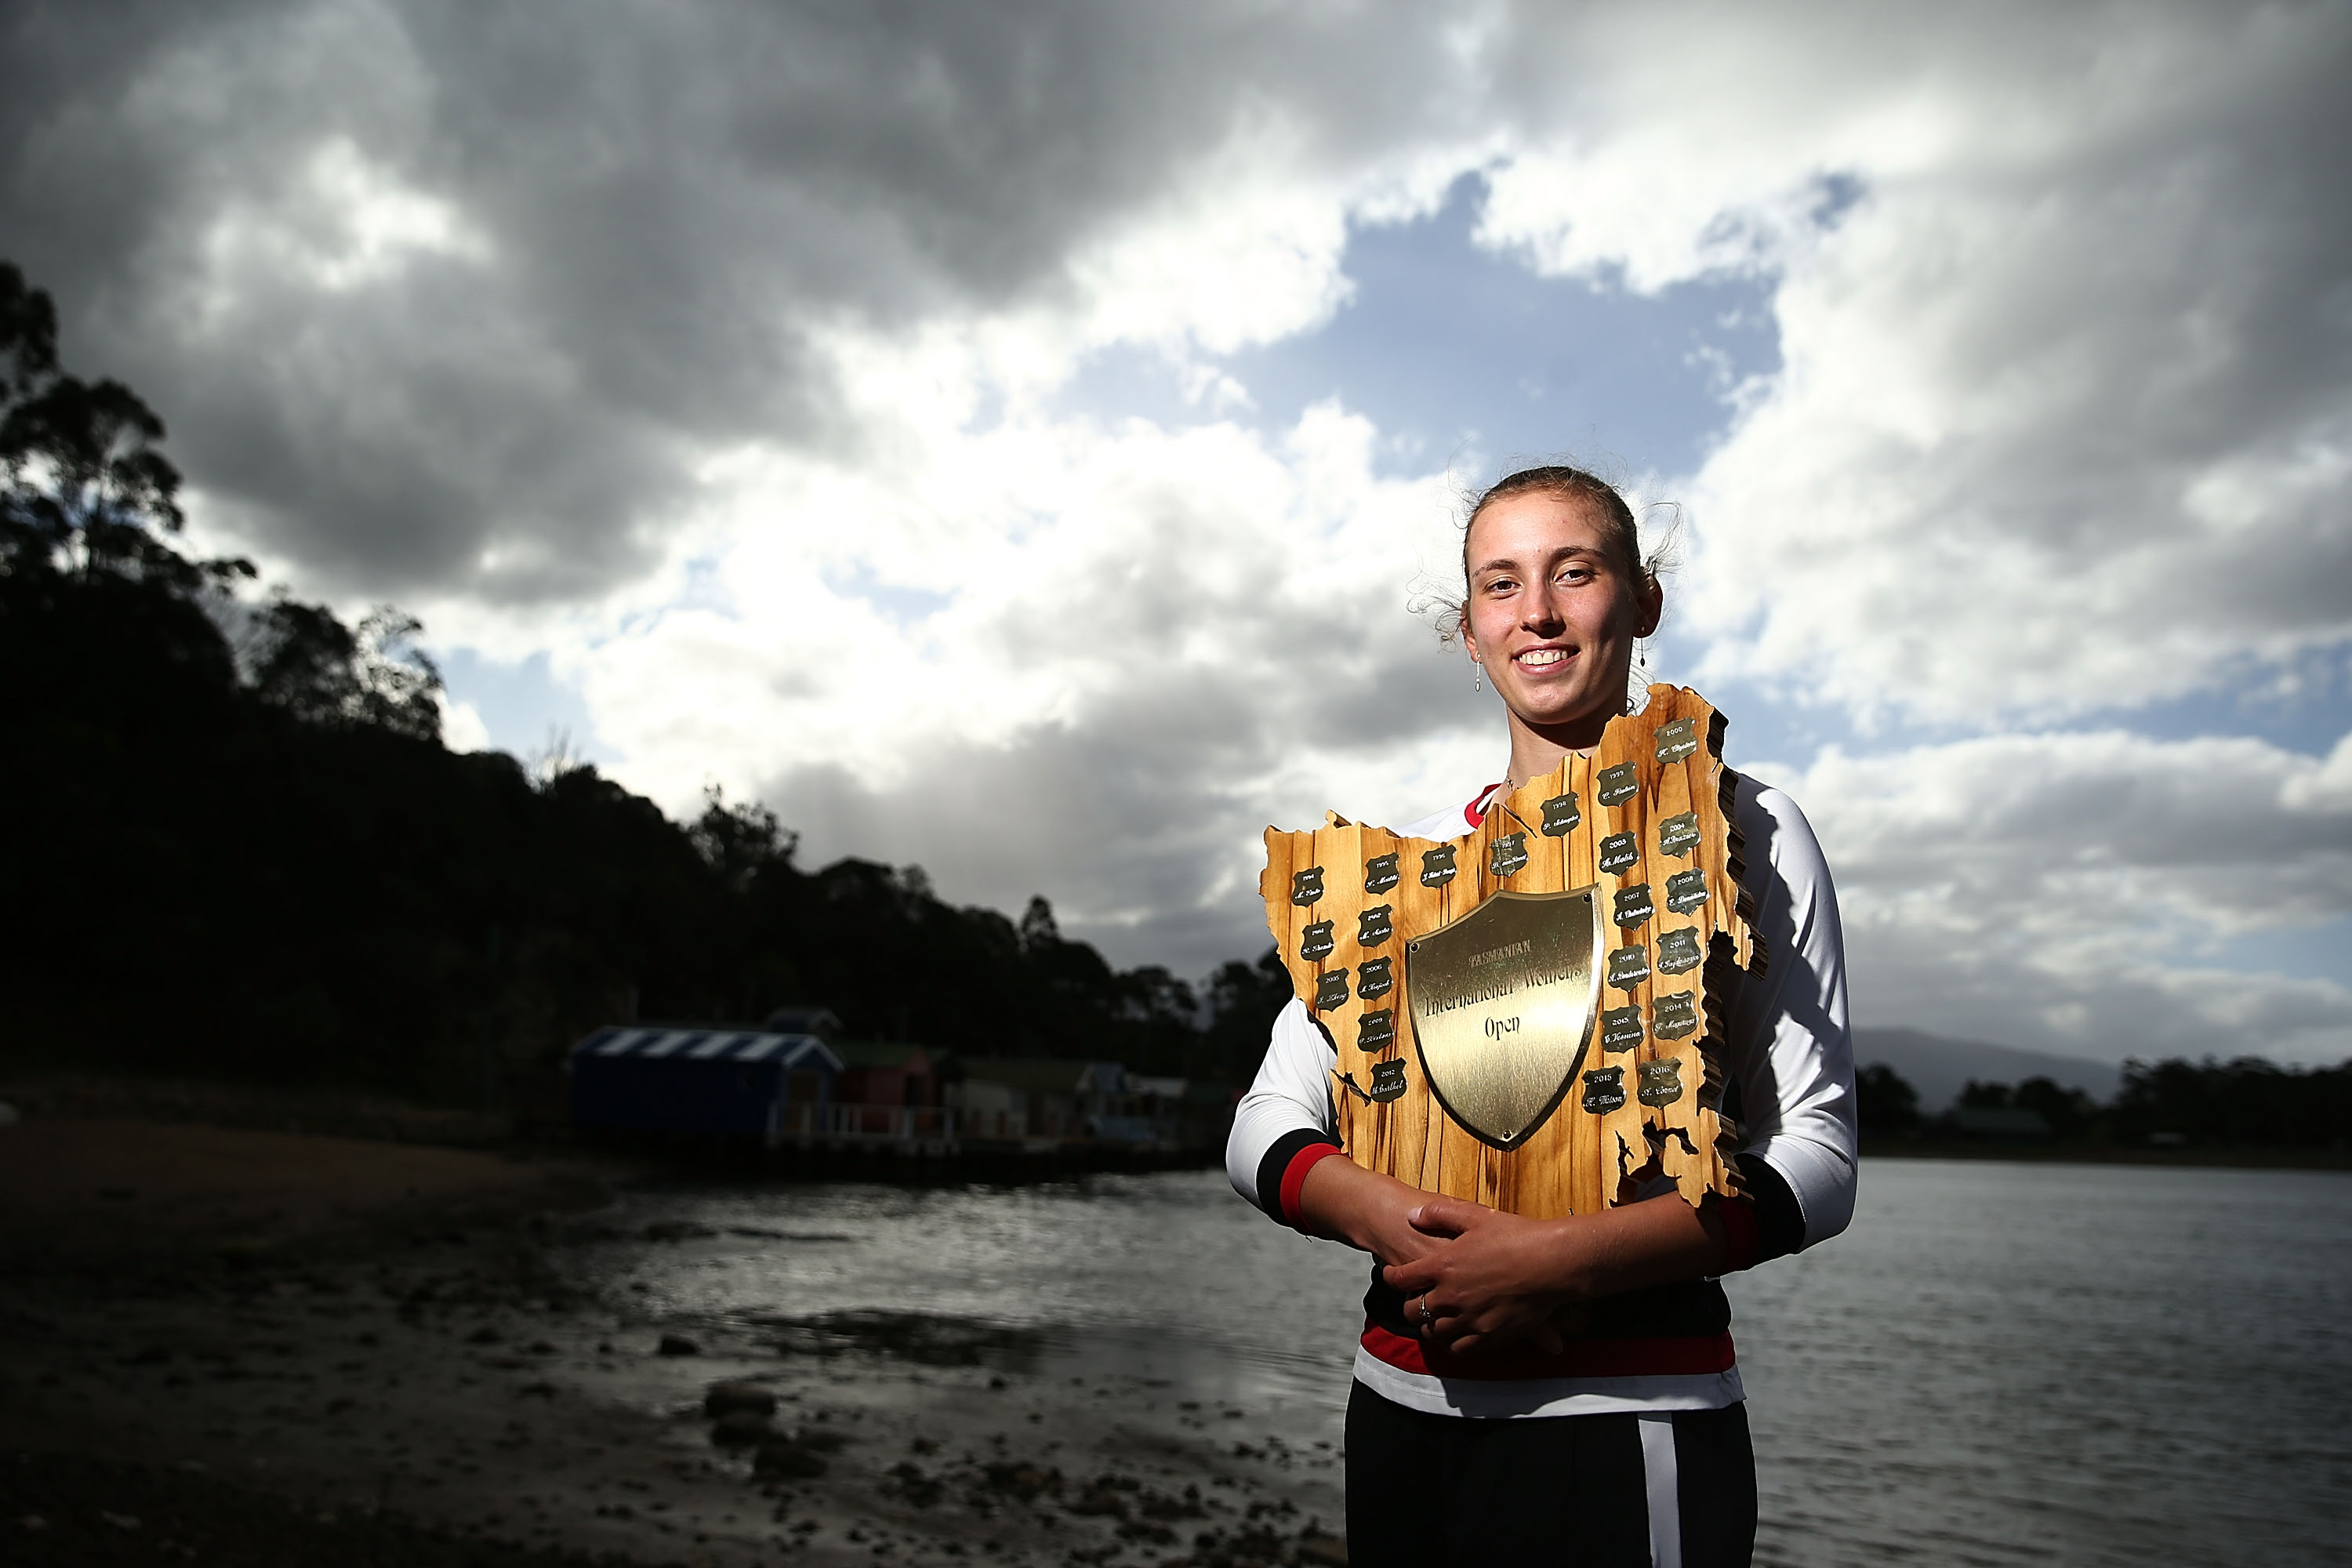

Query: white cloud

[1762,728,2352,1062]
[439,696,491,754]
[9,0,2350,1057]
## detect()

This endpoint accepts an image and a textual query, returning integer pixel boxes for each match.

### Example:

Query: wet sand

[0,1110,1345,1567]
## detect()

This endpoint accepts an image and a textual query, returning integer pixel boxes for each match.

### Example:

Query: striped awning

[569,1027,843,1072]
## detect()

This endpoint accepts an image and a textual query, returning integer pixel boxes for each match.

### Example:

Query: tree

[0,261,239,593]
[241,596,445,742]
[2012,1076,2096,1140]
[1854,1062,1922,1135]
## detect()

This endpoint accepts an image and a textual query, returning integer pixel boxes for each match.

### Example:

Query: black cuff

[1254,1127,1341,1225]
[1735,1152,1806,1265]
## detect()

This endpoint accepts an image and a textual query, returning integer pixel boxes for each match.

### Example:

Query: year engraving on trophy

[1313,970,1349,1011]
[1665,868,1708,914]
[1364,853,1401,894]
[1369,1058,1409,1102]
[1358,904,1394,946]
[1597,764,1639,807]
[1654,717,1699,764]
[1657,927,1702,975]
[1639,1058,1685,1107]
[1599,832,1640,875]
[1541,793,1581,837]
[1606,943,1650,989]
[1659,812,1701,858]
[1490,833,1529,878]
[1290,866,1325,906]
[1614,884,1656,929]
[1421,845,1458,887]
[1300,920,1335,961]
[1358,1010,1396,1051]
[1601,1005,1644,1052]
[1581,1066,1627,1114]
[1652,990,1698,1039]
[1356,956,1394,1000]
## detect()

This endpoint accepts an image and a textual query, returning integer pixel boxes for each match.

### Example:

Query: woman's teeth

[1517,648,1569,667]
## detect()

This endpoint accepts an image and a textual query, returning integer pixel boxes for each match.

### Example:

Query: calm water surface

[591,1159,2352,1566]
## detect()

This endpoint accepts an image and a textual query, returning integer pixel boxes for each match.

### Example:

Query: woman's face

[1461,490,1660,744]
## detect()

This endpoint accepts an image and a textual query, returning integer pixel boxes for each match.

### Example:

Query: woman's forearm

[1532,1192,1730,1301]
[1297,1153,1446,1265]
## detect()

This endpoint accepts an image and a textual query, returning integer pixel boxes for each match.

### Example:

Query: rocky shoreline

[0,1114,1346,1567]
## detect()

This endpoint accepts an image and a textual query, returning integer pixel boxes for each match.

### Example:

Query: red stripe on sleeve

[1278,1142,1346,1232]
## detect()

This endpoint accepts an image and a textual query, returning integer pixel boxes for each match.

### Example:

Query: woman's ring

[1417,1295,1435,1326]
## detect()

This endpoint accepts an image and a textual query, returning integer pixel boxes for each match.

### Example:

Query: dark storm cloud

[0,0,1473,599]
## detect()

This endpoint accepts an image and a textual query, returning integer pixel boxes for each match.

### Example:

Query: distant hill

[1852,1026,2123,1113]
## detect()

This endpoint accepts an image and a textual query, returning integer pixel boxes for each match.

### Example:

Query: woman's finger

[1383,1255,1441,1295]
[1406,1197,1481,1236]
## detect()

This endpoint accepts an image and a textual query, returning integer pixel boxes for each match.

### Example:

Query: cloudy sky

[8,0,2349,1065]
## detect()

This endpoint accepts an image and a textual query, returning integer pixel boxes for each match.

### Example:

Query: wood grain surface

[1257,685,1762,1218]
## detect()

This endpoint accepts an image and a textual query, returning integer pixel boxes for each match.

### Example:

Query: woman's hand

[1294,1155,1450,1269]
[1383,1192,1732,1356]
[1381,1199,1581,1355]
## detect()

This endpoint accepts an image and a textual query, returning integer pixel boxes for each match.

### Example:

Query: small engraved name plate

[1358,904,1394,946]
[1356,956,1394,1000]
[1597,763,1640,807]
[1652,990,1698,1039]
[1601,1005,1644,1052]
[1490,833,1529,878]
[1614,884,1656,928]
[1541,793,1581,837]
[1421,845,1458,887]
[1290,866,1325,905]
[1665,868,1708,914]
[1369,1058,1408,1102]
[1364,853,1401,894]
[1606,944,1651,989]
[1359,1009,1396,1051]
[1581,1066,1627,1114]
[1654,717,1699,764]
[1659,813,1701,858]
[1657,927,1701,974]
[1598,832,1640,875]
[1300,920,1335,961]
[1313,970,1349,1011]
[1638,1058,1684,1107]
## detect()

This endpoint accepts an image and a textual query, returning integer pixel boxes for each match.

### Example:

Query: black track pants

[1344,1381,1757,1568]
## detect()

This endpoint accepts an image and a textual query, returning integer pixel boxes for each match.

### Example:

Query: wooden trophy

[1258,686,1764,1218]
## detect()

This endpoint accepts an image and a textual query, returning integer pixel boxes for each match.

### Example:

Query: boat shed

[569,1026,841,1138]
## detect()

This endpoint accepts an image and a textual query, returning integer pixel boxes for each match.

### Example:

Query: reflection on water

[1737,1160,2352,1567]
[574,1161,2352,1566]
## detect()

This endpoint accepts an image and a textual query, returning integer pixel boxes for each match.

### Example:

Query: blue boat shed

[569,1026,842,1138]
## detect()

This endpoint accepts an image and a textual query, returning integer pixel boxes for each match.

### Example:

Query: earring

[1473,659,1483,692]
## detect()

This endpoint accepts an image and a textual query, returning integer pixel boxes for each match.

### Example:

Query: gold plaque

[1258,685,1762,1220]
[1405,888,1602,1150]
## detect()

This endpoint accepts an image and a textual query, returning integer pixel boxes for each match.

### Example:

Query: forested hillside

[0,262,1291,1107]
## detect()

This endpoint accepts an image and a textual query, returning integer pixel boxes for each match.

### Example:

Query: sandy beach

[0,1103,1345,1567]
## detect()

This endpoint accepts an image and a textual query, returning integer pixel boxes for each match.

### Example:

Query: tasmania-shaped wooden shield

[1258,685,1762,1218]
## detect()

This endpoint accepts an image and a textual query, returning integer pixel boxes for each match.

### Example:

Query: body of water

[581,1158,2352,1566]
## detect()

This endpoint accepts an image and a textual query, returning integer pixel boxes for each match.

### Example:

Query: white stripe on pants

[1639,1413,1682,1568]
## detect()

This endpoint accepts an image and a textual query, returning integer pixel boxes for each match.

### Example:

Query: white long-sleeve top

[1226,773,1857,1418]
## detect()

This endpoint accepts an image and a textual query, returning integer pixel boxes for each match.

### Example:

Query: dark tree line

[1857,1058,2352,1149]
[0,263,1290,1107]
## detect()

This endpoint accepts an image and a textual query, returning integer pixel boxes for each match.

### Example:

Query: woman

[1226,466,1857,1567]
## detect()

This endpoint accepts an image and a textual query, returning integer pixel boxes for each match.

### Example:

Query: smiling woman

[1226,465,1859,1568]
